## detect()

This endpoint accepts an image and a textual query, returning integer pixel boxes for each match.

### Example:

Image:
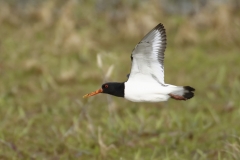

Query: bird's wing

[128,23,167,85]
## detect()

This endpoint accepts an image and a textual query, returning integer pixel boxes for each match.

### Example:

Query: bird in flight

[83,23,195,102]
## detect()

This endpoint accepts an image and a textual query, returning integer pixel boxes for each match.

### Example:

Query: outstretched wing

[128,23,167,84]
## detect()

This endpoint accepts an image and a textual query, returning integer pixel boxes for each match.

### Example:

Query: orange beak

[83,88,103,98]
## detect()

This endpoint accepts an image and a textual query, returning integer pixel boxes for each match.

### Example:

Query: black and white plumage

[83,23,195,102]
[129,23,166,84]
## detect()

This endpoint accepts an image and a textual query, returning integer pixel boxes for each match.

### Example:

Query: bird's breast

[124,81,170,102]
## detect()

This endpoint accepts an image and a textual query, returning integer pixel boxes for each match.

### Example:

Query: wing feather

[128,23,167,84]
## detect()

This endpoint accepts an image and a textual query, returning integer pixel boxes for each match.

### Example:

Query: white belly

[124,81,171,102]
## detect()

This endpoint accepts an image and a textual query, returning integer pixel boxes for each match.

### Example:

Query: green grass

[0,1,240,159]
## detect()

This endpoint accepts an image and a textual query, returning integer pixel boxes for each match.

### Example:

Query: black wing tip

[155,23,167,60]
[154,23,166,42]
[155,23,165,32]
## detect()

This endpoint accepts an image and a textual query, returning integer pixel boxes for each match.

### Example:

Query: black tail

[183,86,195,100]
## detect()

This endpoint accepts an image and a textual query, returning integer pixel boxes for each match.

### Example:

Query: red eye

[105,85,108,88]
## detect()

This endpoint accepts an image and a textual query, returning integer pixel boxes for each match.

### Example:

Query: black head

[101,82,124,97]
[83,82,124,98]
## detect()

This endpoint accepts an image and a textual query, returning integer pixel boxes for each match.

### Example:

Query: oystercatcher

[83,23,195,102]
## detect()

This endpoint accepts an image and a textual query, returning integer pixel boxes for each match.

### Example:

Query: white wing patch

[128,23,167,85]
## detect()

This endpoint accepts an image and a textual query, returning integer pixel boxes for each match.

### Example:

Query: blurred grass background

[0,0,240,159]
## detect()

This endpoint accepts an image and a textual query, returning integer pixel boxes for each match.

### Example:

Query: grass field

[0,1,240,159]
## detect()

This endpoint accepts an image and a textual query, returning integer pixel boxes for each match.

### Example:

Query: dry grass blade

[98,127,117,157]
